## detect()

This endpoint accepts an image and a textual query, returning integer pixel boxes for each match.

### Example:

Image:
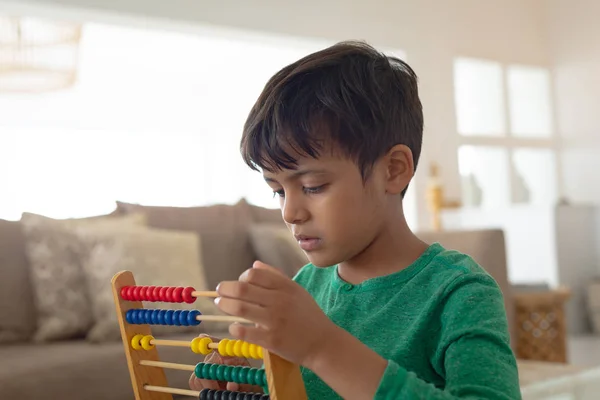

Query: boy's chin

[305,253,340,268]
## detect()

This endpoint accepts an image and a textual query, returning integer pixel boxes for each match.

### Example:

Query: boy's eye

[303,185,326,194]
[273,189,285,198]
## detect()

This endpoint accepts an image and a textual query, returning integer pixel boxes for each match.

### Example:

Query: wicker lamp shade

[0,15,82,93]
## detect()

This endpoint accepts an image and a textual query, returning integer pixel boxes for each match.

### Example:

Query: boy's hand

[188,334,263,393]
[215,261,338,368]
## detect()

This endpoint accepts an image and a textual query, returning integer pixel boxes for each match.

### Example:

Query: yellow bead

[226,339,236,357]
[241,341,250,358]
[197,337,213,355]
[218,339,228,357]
[249,344,258,359]
[141,335,155,350]
[131,334,144,350]
[257,346,263,359]
[233,340,243,357]
[190,337,201,354]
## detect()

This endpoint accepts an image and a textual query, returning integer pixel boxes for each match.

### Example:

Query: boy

[190,41,521,399]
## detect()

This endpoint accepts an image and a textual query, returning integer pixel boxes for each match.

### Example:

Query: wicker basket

[514,286,571,363]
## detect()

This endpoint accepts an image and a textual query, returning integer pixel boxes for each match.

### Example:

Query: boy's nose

[282,196,309,225]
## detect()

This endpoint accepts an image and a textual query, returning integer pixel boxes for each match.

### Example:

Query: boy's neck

[337,212,429,285]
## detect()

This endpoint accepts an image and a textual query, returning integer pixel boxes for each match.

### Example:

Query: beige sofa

[0,199,515,400]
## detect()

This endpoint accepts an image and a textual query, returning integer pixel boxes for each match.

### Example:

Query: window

[453,57,557,209]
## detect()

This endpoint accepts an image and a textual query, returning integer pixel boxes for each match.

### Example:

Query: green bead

[258,369,267,386]
[215,365,225,381]
[230,366,240,383]
[194,363,204,379]
[223,365,232,382]
[247,368,257,385]
[209,363,219,380]
[241,366,251,383]
[202,363,211,379]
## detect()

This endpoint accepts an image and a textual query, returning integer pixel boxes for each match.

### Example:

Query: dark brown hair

[240,40,423,196]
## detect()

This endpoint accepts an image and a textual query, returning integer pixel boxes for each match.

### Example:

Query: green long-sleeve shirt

[293,242,521,399]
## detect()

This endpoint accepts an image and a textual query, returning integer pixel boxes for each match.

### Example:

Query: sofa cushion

[249,203,285,226]
[116,199,256,289]
[20,212,146,342]
[0,219,36,343]
[0,332,228,400]
[249,223,308,278]
[75,226,222,342]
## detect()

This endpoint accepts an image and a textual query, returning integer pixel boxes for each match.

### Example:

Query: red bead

[173,287,184,303]
[158,287,168,302]
[126,286,135,300]
[120,286,130,300]
[165,287,175,302]
[152,286,162,302]
[147,286,156,301]
[132,286,142,301]
[140,286,149,301]
[182,287,196,304]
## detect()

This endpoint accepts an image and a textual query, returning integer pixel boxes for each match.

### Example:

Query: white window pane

[458,145,510,208]
[512,148,557,206]
[454,57,506,136]
[507,65,553,138]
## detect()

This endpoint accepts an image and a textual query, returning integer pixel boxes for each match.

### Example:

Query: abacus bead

[233,340,243,357]
[257,369,267,386]
[252,395,262,400]
[165,310,174,325]
[246,368,256,386]
[146,286,155,301]
[218,339,228,357]
[125,310,134,324]
[239,366,250,383]
[215,364,225,381]
[127,286,137,301]
[152,286,160,301]
[226,340,235,357]
[165,287,175,302]
[249,344,258,359]
[141,335,155,350]
[221,391,232,400]
[150,310,159,325]
[202,362,211,378]
[257,346,263,359]
[159,287,168,302]
[241,342,249,358]
[199,388,208,400]
[172,310,181,326]
[132,286,142,301]
[131,334,144,350]
[199,337,213,355]
[139,286,148,300]
[182,286,195,303]
[144,309,153,323]
[120,287,129,300]
[230,366,239,383]
[173,287,184,303]
[188,310,200,326]
[222,365,232,382]
[179,310,189,326]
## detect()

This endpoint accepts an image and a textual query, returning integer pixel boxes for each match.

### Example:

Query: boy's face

[263,146,391,268]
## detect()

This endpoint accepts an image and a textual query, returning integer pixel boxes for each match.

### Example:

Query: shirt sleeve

[374,273,522,399]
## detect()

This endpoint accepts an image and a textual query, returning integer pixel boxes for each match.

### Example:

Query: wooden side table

[514,286,571,363]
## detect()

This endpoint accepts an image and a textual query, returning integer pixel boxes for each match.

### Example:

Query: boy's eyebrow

[264,169,329,183]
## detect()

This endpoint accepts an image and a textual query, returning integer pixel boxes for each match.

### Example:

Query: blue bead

[125,310,133,324]
[188,310,200,326]
[149,310,157,324]
[136,309,144,324]
[172,310,181,326]
[179,310,189,326]
[143,309,151,323]
[165,310,174,325]
[157,310,165,325]
[130,309,139,324]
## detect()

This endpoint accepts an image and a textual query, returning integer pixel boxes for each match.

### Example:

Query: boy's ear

[384,144,414,195]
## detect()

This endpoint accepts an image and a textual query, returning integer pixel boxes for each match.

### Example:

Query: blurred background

[1,0,599,399]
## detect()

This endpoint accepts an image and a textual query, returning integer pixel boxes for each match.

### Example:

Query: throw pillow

[0,219,36,343]
[248,223,309,278]
[20,212,147,342]
[75,226,223,342]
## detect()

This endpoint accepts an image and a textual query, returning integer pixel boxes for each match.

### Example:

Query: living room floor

[568,335,600,366]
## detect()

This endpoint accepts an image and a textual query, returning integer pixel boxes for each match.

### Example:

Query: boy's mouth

[294,234,322,251]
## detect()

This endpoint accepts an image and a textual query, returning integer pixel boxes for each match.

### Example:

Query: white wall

[546,0,600,205]
[0,0,551,231]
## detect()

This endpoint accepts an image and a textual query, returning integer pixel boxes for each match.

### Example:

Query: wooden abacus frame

[112,270,308,400]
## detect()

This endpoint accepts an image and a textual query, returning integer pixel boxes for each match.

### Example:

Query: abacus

[112,270,307,400]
